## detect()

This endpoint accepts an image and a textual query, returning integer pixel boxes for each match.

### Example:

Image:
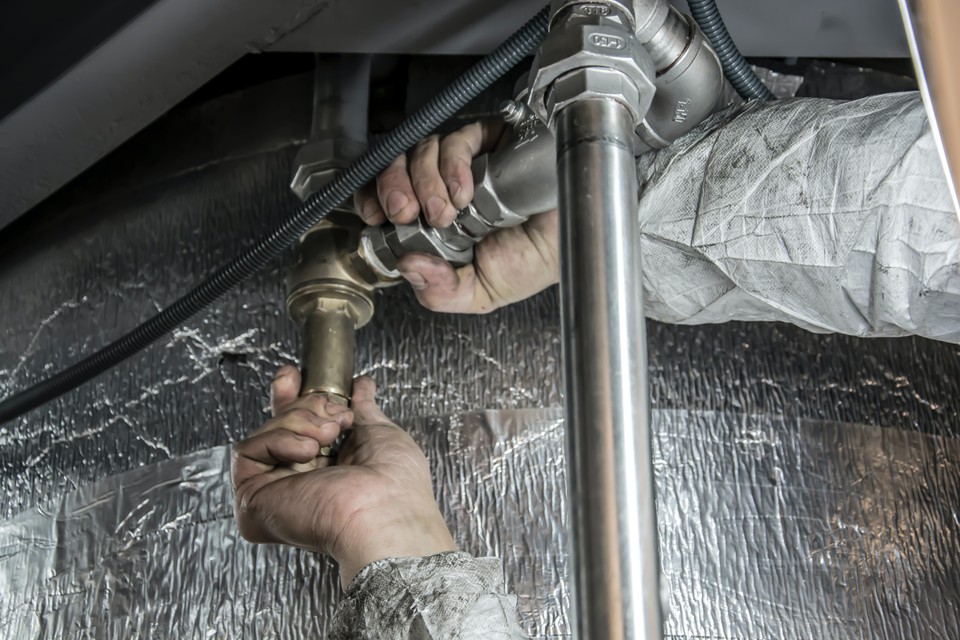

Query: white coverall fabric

[330,552,526,640]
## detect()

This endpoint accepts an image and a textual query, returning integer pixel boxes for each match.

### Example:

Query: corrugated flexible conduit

[0,6,550,424]
[687,0,776,101]
[1,1,774,423]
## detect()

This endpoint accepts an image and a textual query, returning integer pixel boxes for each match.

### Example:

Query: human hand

[354,120,560,314]
[232,366,456,587]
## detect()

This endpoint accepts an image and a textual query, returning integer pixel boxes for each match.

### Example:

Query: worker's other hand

[232,366,456,587]
[354,120,560,314]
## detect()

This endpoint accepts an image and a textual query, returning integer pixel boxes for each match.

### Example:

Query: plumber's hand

[232,366,456,587]
[354,120,560,313]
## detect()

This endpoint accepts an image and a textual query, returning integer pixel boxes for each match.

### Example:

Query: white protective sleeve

[637,91,960,343]
[329,552,527,640]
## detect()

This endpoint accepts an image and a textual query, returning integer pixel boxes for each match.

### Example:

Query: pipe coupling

[286,218,396,400]
[528,2,657,129]
[360,99,558,278]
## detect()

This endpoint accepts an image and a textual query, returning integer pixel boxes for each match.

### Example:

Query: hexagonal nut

[470,156,531,230]
[290,138,365,201]
[549,0,636,30]
[365,218,475,273]
[360,226,401,275]
[547,66,652,127]
[528,22,655,127]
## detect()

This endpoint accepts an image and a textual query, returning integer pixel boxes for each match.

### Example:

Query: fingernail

[448,180,462,201]
[426,196,446,224]
[402,270,428,291]
[275,368,293,381]
[361,199,379,222]
[386,192,408,216]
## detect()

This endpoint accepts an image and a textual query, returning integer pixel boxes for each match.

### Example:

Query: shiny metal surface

[2,409,957,638]
[290,55,372,201]
[298,306,357,402]
[556,98,661,639]
[636,8,723,151]
[1,66,959,639]
[285,220,387,402]
[528,3,656,128]
[287,56,386,403]
[362,99,559,273]
[361,1,723,274]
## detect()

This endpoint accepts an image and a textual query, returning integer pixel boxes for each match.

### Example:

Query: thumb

[350,376,393,426]
[397,253,494,314]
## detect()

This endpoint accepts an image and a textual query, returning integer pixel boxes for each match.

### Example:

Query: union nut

[547,66,653,130]
[528,20,656,128]
[361,217,475,276]
[290,138,365,201]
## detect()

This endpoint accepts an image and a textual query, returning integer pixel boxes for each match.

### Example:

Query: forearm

[330,552,528,640]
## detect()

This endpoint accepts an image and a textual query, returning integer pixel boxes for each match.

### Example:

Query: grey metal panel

[272,0,910,58]
[0,0,333,231]
[0,0,910,233]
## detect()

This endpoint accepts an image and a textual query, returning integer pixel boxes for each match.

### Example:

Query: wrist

[337,511,456,588]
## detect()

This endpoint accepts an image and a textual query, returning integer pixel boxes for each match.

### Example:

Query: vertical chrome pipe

[556,98,662,640]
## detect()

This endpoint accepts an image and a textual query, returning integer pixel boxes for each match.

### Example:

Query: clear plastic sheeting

[0,410,957,639]
[638,91,960,342]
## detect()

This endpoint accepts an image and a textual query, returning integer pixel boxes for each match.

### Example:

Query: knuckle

[414,135,439,153]
[377,167,408,188]
[283,408,317,426]
[411,177,438,193]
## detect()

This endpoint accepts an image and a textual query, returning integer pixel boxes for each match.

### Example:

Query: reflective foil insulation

[1,65,958,638]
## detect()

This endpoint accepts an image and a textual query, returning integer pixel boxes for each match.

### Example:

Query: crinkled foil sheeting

[1,70,959,638]
[0,410,958,639]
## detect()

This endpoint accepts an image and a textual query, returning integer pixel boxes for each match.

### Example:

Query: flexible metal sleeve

[686,0,775,101]
[0,5,550,425]
[556,97,663,639]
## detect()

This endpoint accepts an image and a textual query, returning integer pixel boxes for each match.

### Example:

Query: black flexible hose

[0,6,550,425]
[687,0,776,101]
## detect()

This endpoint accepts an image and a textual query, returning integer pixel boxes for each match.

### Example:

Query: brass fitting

[285,214,398,404]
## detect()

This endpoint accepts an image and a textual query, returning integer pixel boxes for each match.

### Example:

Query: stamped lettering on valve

[674,98,691,123]
[576,4,610,16]
[590,33,626,50]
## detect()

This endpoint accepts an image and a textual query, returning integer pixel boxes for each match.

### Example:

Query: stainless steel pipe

[556,97,662,639]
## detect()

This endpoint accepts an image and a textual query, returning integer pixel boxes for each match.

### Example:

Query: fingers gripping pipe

[0,7,550,425]
[360,0,723,276]
[273,2,722,632]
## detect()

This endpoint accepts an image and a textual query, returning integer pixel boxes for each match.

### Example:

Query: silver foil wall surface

[0,410,957,638]
[1,70,959,637]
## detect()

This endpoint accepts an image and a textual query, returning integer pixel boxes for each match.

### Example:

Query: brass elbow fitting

[285,215,398,405]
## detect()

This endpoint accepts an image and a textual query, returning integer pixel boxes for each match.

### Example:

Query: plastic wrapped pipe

[638,91,960,343]
[0,70,958,639]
